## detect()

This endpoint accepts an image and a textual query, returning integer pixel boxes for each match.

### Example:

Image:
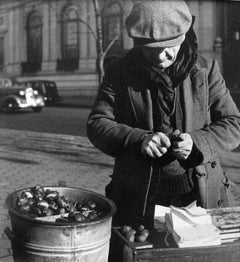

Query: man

[87,0,240,227]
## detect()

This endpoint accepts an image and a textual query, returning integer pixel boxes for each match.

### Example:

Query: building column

[78,0,96,72]
[48,2,58,71]
[6,7,21,74]
[0,10,9,74]
[41,2,57,72]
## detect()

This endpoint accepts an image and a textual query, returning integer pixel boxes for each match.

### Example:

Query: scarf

[126,25,198,132]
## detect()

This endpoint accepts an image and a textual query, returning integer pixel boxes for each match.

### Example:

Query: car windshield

[0,79,17,88]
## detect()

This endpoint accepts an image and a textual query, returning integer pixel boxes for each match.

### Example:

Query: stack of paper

[163,201,221,248]
[209,207,240,243]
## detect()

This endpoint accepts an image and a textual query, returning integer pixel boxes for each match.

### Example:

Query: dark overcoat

[87,54,240,224]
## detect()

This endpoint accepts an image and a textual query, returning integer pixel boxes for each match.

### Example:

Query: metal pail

[5,186,116,262]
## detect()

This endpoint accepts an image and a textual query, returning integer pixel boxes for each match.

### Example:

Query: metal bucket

[5,186,116,262]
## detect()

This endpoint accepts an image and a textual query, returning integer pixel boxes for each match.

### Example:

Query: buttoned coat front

[87,54,240,223]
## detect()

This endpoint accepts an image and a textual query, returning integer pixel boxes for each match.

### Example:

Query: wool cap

[125,0,192,47]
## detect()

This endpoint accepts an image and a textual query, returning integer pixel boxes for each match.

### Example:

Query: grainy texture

[0,127,239,261]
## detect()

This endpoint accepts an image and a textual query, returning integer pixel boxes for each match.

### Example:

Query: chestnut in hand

[125,229,136,243]
[134,228,150,243]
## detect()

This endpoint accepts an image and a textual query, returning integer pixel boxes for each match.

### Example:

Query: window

[0,37,3,71]
[102,2,123,56]
[58,6,79,71]
[27,12,42,63]
[62,8,79,60]
[22,12,42,73]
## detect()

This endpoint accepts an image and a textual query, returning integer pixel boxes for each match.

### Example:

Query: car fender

[0,95,23,105]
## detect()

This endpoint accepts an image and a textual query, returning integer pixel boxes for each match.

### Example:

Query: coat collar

[127,87,153,131]
[128,65,206,132]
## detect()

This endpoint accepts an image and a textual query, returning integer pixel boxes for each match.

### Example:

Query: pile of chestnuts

[121,225,150,243]
[15,185,104,223]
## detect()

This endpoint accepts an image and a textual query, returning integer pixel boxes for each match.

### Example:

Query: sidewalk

[0,128,113,262]
[0,127,239,261]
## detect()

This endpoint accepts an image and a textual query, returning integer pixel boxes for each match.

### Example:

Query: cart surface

[111,226,240,262]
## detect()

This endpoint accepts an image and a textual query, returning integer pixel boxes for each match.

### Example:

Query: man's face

[141,44,181,69]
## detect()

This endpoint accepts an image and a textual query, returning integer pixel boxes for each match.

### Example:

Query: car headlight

[19,90,25,96]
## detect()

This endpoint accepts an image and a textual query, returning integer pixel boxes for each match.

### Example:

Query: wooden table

[111,227,240,262]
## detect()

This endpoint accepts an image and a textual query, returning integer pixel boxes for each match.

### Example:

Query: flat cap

[125,0,192,47]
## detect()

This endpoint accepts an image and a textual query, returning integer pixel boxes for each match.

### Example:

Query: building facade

[0,0,238,105]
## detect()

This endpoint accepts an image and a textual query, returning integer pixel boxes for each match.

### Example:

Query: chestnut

[45,191,59,200]
[36,200,49,210]
[82,210,91,218]
[122,226,132,234]
[140,229,150,237]
[65,203,76,213]
[17,197,28,207]
[135,233,148,243]
[81,205,91,211]
[33,185,45,195]
[21,190,33,199]
[88,212,98,220]
[74,213,86,222]
[58,208,66,215]
[125,229,136,243]
[33,192,43,202]
[75,202,82,211]
[136,224,145,232]
[31,206,43,216]
[19,204,31,214]
[88,200,96,209]
[49,202,59,212]
[27,198,35,206]
[67,212,76,222]
[56,196,69,208]
[42,208,54,217]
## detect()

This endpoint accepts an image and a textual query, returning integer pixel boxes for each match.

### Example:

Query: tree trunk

[92,0,104,85]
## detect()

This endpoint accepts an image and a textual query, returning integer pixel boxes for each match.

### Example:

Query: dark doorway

[223,1,240,91]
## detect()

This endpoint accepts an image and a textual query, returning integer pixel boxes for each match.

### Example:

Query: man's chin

[149,60,174,68]
[158,63,169,69]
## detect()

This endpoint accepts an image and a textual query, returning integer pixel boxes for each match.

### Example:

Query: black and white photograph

[0,0,240,261]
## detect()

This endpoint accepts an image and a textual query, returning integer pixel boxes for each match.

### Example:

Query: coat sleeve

[87,62,149,157]
[190,59,240,164]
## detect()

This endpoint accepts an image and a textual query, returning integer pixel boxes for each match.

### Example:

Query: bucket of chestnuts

[5,184,116,262]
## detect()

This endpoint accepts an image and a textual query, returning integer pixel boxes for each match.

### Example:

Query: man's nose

[158,48,173,61]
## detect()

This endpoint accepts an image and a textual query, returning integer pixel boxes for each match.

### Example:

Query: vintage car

[0,78,45,112]
[19,80,63,105]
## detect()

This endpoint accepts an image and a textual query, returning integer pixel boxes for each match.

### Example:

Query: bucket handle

[4,227,16,240]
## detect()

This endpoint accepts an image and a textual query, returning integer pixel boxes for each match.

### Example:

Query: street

[0,105,240,262]
[0,106,91,136]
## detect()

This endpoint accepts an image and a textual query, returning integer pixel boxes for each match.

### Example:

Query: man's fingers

[141,132,171,158]
[153,133,171,148]
[145,143,164,158]
[144,147,161,158]
[155,144,168,154]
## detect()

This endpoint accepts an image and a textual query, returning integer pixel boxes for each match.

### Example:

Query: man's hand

[141,132,171,158]
[171,131,193,160]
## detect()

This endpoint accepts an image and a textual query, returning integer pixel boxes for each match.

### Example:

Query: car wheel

[2,99,17,113]
[32,107,43,113]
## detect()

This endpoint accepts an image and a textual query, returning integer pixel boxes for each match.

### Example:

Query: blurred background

[0,0,239,137]
[1,1,240,261]
[0,0,239,139]
[0,0,239,113]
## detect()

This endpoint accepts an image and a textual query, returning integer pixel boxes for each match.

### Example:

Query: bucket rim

[5,186,116,227]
